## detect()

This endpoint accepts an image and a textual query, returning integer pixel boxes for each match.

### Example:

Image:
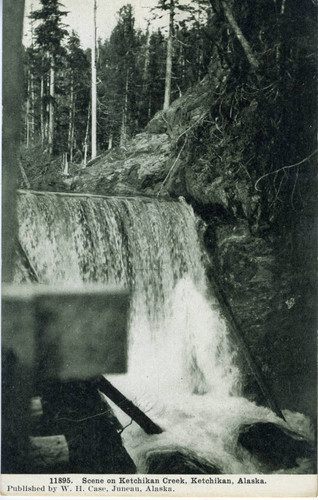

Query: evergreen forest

[20,0,317,231]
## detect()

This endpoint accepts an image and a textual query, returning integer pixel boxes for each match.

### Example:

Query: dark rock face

[207,217,317,417]
[146,450,221,474]
[238,422,316,472]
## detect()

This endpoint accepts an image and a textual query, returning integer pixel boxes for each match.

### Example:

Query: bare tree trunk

[163,0,174,110]
[70,100,75,163]
[120,70,129,147]
[216,0,259,70]
[68,76,75,163]
[40,75,45,145]
[91,0,97,159]
[30,71,35,141]
[83,103,90,168]
[180,47,185,90]
[107,134,113,150]
[46,71,50,143]
[19,160,30,188]
[26,70,30,148]
[30,2,35,142]
[197,7,203,82]
[48,54,55,154]
[142,22,150,92]
[62,153,69,176]
[148,93,152,120]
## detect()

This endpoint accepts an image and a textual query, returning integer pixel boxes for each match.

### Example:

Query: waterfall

[15,190,314,474]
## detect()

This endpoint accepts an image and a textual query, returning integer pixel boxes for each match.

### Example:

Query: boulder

[146,450,221,474]
[238,422,316,471]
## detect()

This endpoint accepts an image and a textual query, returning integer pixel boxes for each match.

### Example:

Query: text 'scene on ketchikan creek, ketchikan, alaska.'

[1,474,318,496]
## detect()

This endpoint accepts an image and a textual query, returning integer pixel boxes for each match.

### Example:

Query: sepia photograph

[1,0,317,496]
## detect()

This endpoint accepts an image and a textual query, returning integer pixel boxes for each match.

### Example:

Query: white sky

[23,0,172,49]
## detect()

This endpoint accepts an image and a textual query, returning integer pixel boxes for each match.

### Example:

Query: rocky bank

[70,72,316,421]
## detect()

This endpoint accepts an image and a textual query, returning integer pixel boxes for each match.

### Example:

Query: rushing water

[15,190,315,473]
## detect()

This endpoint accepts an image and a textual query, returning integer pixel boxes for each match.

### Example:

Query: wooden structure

[2,284,131,473]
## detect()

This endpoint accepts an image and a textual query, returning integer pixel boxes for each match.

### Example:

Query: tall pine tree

[30,0,68,154]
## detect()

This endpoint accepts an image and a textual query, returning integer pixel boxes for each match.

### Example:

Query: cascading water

[15,190,315,474]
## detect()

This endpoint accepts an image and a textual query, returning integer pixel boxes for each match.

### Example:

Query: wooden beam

[95,376,163,435]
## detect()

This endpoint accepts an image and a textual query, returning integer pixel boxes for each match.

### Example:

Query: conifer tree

[108,4,141,146]
[154,0,196,109]
[65,32,90,163]
[30,0,68,154]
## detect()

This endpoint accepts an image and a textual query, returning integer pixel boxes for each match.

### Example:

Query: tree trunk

[30,2,35,142]
[40,75,45,145]
[48,55,55,154]
[46,71,50,144]
[91,0,97,160]
[26,70,30,148]
[30,71,35,141]
[142,23,150,93]
[163,0,175,110]
[148,93,152,120]
[62,153,69,176]
[197,8,203,82]
[83,103,90,168]
[18,161,30,189]
[107,134,113,150]
[216,0,259,70]
[70,100,75,163]
[120,70,129,147]
[68,76,75,163]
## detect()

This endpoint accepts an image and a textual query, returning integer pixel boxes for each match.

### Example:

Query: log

[86,154,102,167]
[94,376,163,435]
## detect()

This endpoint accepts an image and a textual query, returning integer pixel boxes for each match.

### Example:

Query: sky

[23,0,172,49]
